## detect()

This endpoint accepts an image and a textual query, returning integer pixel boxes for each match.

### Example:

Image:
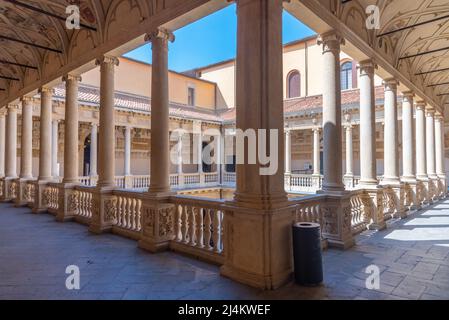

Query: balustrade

[112,190,143,239]
[43,183,59,214]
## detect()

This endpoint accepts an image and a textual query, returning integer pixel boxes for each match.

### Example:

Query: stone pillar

[401,92,419,210]
[51,120,59,178]
[89,56,119,233]
[38,87,53,181]
[382,79,400,184]
[138,28,176,253]
[0,110,5,178]
[426,108,438,200]
[56,74,81,222]
[15,97,34,206]
[90,123,98,178]
[415,101,429,204]
[123,126,133,188]
[20,98,33,179]
[343,115,354,188]
[284,129,291,190]
[176,130,184,186]
[318,32,344,192]
[358,60,385,229]
[312,126,321,190]
[196,122,205,185]
[435,115,446,198]
[1,105,18,201]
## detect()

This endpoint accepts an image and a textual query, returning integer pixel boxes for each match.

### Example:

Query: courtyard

[1,201,448,300]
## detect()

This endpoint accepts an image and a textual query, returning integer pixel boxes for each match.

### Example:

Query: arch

[341,61,353,90]
[287,70,301,98]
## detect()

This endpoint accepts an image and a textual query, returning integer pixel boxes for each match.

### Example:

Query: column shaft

[177,132,183,174]
[416,103,427,178]
[318,32,344,191]
[313,128,320,175]
[96,56,119,188]
[124,126,131,176]
[426,110,436,177]
[382,79,400,183]
[5,105,18,178]
[435,116,445,176]
[285,130,291,174]
[20,98,33,179]
[359,60,377,185]
[38,88,53,180]
[345,125,353,175]
[90,124,98,176]
[51,120,59,178]
[148,29,173,194]
[402,92,415,180]
[63,75,81,183]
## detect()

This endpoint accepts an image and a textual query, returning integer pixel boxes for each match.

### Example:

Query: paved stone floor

[1,200,449,300]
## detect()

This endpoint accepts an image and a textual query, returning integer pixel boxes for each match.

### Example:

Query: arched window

[287,70,301,98]
[341,61,353,90]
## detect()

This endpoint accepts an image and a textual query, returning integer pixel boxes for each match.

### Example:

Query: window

[188,87,195,106]
[287,70,301,98]
[341,61,353,90]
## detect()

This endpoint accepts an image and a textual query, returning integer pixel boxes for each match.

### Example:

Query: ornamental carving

[42,188,51,206]
[321,205,337,235]
[342,205,352,234]
[68,193,78,212]
[9,182,17,199]
[159,206,174,237]
[104,198,117,223]
[144,208,155,237]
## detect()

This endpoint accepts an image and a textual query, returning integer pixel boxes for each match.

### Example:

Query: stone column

[56,74,81,222]
[426,108,438,200]
[401,92,419,210]
[415,101,429,204]
[359,60,378,187]
[51,120,59,178]
[382,79,400,184]
[123,126,132,188]
[343,114,354,189]
[381,79,404,217]
[38,87,53,181]
[138,28,175,253]
[20,97,33,179]
[358,60,385,229]
[89,56,119,233]
[284,129,291,190]
[312,126,321,190]
[15,97,34,206]
[1,105,18,201]
[176,130,184,186]
[0,110,5,178]
[318,32,345,192]
[90,123,98,177]
[435,115,446,198]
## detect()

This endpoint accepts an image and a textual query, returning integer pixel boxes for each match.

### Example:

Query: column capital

[39,86,54,95]
[62,74,82,83]
[415,101,427,110]
[402,91,415,99]
[91,122,98,128]
[426,108,436,117]
[383,78,399,91]
[95,55,120,67]
[145,28,175,44]
[20,96,34,104]
[359,60,377,76]
[7,104,19,111]
[317,31,344,53]
[0,108,6,116]
[435,113,444,122]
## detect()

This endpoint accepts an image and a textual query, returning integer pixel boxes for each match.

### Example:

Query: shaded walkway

[1,201,449,300]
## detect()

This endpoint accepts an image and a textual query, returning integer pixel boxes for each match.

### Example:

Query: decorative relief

[68,193,78,212]
[104,198,117,223]
[321,205,337,235]
[144,208,155,237]
[42,188,51,206]
[159,206,174,237]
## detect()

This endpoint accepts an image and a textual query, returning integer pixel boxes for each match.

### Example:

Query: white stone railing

[74,186,94,223]
[204,172,219,184]
[44,183,59,214]
[349,190,370,235]
[170,174,179,187]
[223,172,235,186]
[183,173,201,186]
[112,190,143,240]
[114,176,125,189]
[170,195,225,265]
[132,175,150,189]
[78,176,92,186]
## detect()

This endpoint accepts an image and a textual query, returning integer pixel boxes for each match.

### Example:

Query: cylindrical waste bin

[292,222,323,286]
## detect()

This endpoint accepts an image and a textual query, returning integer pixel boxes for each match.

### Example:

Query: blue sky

[124,4,315,72]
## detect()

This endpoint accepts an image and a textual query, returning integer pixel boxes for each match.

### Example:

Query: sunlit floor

[1,200,449,300]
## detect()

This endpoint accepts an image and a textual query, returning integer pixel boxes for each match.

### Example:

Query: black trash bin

[292,222,323,286]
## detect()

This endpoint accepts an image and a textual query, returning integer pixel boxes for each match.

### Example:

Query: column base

[219,202,295,290]
[138,193,176,253]
[343,174,355,189]
[88,186,116,234]
[55,183,79,222]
